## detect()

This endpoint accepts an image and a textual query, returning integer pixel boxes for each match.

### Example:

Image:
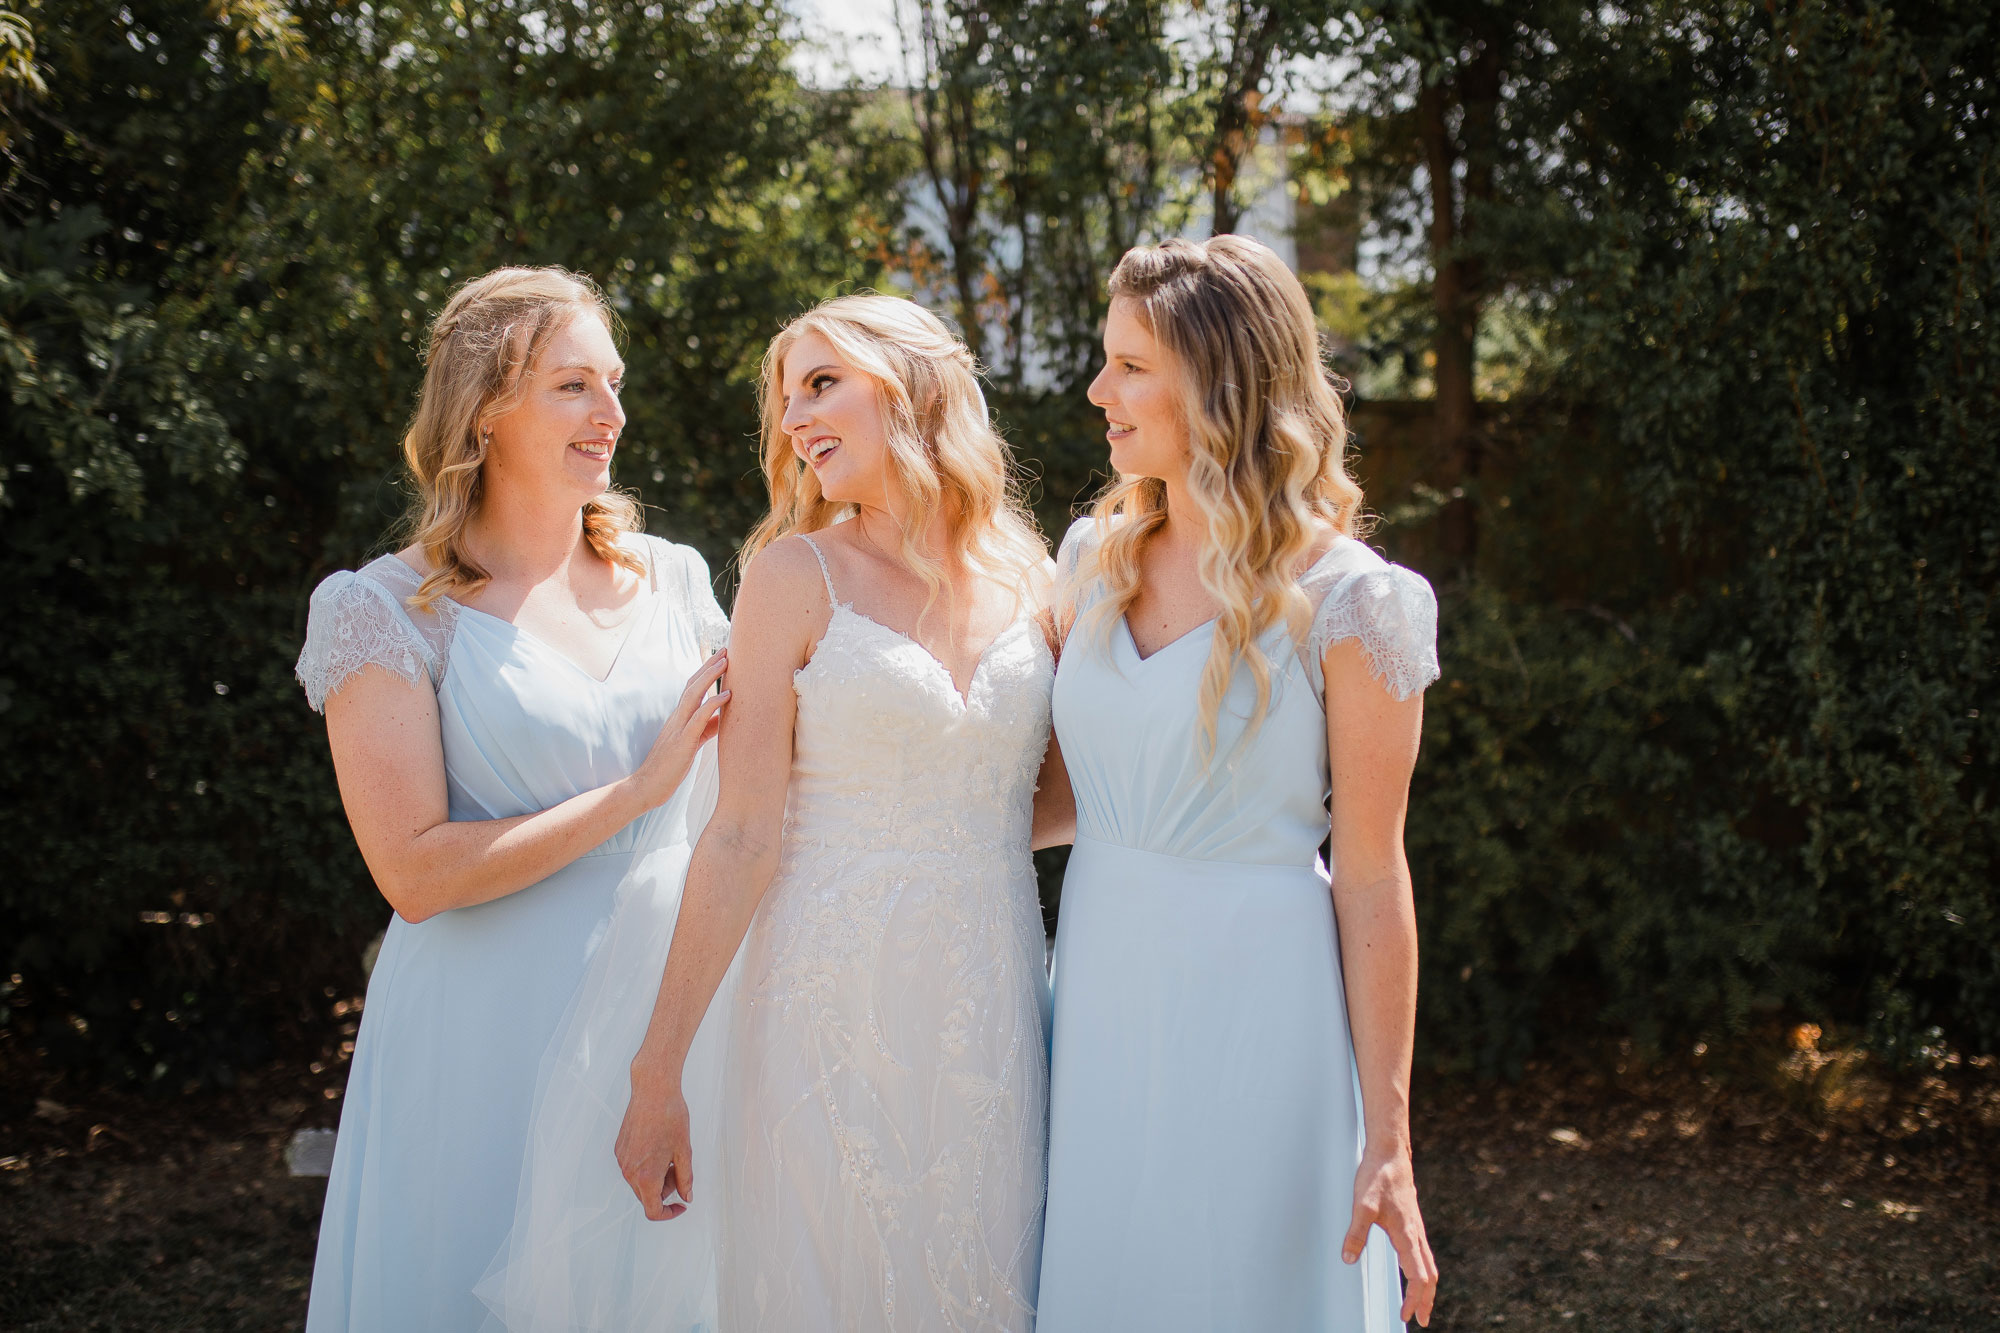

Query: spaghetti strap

[798,533,839,605]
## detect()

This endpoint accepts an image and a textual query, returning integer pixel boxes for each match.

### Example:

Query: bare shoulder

[390,543,430,578]
[1300,522,1349,569]
[732,536,832,657]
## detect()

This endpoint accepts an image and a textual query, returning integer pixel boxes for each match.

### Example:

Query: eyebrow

[549,358,625,375]
[781,364,841,405]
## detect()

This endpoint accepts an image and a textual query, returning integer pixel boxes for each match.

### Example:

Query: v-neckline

[831,603,1034,709]
[456,595,658,686]
[1113,540,1353,663]
[1120,612,1217,664]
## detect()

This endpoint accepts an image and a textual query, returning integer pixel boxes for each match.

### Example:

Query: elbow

[694,820,783,888]
[369,857,444,925]
[1031,815,1076,852]
[378,878,438,925]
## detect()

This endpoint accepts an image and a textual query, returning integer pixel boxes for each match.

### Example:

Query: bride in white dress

[612,293,1058,1331]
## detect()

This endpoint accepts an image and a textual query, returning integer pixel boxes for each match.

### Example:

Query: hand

[1343,1142,1438,1327]
[628,650,729,809]
[616,1068,694,1222]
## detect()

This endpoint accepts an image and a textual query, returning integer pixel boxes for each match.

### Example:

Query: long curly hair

[397,266,645,611]
[1081,235,1367,754]
[742,293,1044,610]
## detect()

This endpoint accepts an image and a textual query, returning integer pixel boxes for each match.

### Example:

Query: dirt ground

[3,1027,1996,1332]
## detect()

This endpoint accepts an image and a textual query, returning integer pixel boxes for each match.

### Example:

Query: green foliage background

[1,0,1993,1084]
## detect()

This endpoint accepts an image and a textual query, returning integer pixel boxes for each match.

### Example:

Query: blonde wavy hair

[742,293,1045,611]
[1082,235,1367,754]
[398,266,645,610]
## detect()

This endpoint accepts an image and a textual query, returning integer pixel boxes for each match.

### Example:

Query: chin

[563,470,612,503]
[1106,440,1150,477]
[814,471,862,505]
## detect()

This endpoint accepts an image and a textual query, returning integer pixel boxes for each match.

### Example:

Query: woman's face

[482,311,627,505]
[1087,297,1185,481]
[780,331,892,510]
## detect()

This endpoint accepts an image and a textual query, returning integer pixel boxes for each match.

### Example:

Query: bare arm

[323,652,727,924]
[1323,635,1438,1326]
[1031,731,1076,851]
[617,539,824,1219]
[1027,555,1076,851]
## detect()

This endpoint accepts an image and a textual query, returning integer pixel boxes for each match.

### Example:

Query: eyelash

[811,374,835,393]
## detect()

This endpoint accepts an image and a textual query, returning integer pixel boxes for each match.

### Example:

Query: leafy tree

[0,0,906,1081]
[1391,0,2000,1068]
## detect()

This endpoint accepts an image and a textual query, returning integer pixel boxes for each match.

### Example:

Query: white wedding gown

[480,533,1053,1333]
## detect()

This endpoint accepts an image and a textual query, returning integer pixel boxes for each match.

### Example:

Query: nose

[781,396,812,438]
[1086,363,1114,410]
[594,383,626,433]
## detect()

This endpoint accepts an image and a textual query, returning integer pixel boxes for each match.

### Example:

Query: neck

[464,479,593,584]
[853,500,958,568]
[1155,469,1206,550]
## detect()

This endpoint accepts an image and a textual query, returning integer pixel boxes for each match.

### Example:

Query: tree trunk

[1418,33,1498,577]
[1208,6,1280,237]
[908,1,990,359]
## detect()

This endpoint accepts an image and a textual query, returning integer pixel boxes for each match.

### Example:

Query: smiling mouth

[804,438,839,465]
[1106,420,1135,438]
[571,440,612,461]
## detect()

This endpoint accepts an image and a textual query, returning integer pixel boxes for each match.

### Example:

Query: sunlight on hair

[742,293,1045,618]
[1080,236,1367,757]
[400,266,645,611]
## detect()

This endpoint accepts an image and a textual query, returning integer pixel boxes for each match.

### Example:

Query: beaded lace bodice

[720,534,1053,1332]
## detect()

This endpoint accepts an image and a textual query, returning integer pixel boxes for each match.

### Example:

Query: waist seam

[1071,834,1322,878]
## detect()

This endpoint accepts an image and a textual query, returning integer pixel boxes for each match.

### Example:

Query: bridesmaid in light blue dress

[1037,237,1442,1330]
[293,268,729,1333]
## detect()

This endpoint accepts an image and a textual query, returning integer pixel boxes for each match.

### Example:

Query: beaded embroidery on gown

[716,534,1054,1333]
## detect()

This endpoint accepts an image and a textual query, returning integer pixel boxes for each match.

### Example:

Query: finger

[1415,1238,1439,1323]
[690,651,729,690]
[1341,1203,1375,1264]
[625,1162,665,1220]
[1409,1265,1437,1327]
[1395,1227,1437,1322]
[674,1137,695,1203]
[674,655,730,715]
[681,692,729,749]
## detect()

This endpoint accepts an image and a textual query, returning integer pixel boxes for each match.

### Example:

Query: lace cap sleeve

[651,536,730,653]
[295,565,442,713]
[1302,542,1441,702]
[1055,515,1104,630]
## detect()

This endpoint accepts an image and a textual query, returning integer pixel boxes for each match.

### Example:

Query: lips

[1106,420,1135,439]
[570,439,613,461]
[804,436,839,466]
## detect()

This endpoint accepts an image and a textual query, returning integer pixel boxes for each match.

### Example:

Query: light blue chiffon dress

[293,535,728,1333]
[1037,518,1439,1332]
